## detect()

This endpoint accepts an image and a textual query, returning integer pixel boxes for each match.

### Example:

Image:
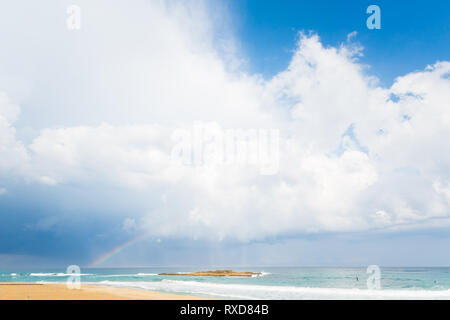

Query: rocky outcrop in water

[158,270,261,277]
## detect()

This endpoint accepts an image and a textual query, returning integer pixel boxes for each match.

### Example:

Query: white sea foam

[91,280,450,300]
[252,272,271,278]
[136,273,158,276]
[29,273,92,277]
[97,274,139,277]
[96,273,158,277]
[29,273,55,276]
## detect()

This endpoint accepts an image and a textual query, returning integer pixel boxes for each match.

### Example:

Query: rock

[158,270,261,277]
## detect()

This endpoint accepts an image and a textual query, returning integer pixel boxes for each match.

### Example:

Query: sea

[2,267,450,299]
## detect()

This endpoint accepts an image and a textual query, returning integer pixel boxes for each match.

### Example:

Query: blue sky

[225,0,450,85]
[0,0,449,268]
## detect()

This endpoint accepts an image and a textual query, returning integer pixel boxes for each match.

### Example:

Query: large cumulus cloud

[0,0,450,244]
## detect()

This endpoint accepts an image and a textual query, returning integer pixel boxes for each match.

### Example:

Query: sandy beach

[0,283,208,300]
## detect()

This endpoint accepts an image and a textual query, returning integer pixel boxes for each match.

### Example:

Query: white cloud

[123,218,137,233]
[0,1,449,241]
[434,180,450,202]
[0,92,29,177]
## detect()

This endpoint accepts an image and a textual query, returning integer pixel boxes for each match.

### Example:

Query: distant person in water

[356,276,359,281]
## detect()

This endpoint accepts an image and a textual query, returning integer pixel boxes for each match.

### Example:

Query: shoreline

[0,283,210,300]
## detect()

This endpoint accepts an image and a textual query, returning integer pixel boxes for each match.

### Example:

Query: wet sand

[0,283,208,300]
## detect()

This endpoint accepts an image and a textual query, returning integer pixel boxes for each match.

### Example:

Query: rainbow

[89,232,152,267]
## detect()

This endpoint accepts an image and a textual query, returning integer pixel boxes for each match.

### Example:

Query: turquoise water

[2,267,450,299]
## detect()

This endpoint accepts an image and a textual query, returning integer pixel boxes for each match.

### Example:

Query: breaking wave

[91,280,450,300]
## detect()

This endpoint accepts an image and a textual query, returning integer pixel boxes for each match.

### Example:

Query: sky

[226,0,450,85]
[0,0,450,268]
